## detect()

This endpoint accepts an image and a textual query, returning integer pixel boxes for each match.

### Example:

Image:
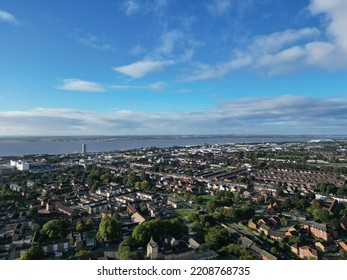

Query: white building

[10,160,29,171]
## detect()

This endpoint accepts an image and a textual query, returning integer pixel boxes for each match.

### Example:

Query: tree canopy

[204,227,229,250]
[20,245,44,260]
[118,237,138,260]
[40,219,68,240]
[96,216,121,242]
[132,218,188,246]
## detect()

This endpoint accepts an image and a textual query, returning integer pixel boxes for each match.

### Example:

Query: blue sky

[1,0,347,136]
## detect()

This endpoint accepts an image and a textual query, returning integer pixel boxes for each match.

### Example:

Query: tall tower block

[82,143,87,154]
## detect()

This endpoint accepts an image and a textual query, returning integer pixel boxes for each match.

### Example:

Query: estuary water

[0,135,345,157]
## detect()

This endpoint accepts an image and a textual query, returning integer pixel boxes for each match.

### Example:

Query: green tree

[40,219,68,240]
[76,221,85,232]
[204,227,229,250]
[140,169,147,181]
[257,195,265,204]
[75,250,92,258]
[280,217,288,227]
[240,251,253,260]
[85,218,94,230]
[138,202,149,216]
[307,200,322,215]
[340,249,347,260]
[219,243,253,260]
[132,218,188,246]
[118,237,138,260]
[141,180,149,190]
[125,174,137,187]
[190,221,206,242]
[20,245,44,260]
[206,200,217,212]
[96,216,121,242]
[270,247,277,255]
[313,208,331,223]
[28,207,38,218]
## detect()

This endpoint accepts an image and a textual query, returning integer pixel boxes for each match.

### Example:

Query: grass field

[199,194,214,204]
[173,209,194,220]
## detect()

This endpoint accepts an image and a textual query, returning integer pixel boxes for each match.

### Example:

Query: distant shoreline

[1,134,346,143]
[1,135,347,157]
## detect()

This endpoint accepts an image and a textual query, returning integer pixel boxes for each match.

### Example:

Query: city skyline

[1,0,347,136]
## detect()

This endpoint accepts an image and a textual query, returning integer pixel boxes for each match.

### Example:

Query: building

[309,222,330,241]
[10,160,30,171]
[147,237,160,260]
[82,143,87,154]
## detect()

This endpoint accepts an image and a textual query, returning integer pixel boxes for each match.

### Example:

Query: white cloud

[109,85,141,90]
[186,55,252,81]
[75,32,114,51]
[1,96,347,135]
[56,79,106,92]
[0,10,19,25]
[187,0,347,80]
[120,0,168,16]
[110,81,166,91]
[121,0,141,16]
[154,29,200,63]
[156,30,183,57]
[206,0,234,16]
[206,0,254,17]
[113,60,173,78]
[309,0,347,51]
[251,28,320,55]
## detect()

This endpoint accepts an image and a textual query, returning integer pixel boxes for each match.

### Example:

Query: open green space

[173,209,194,220]
[199,194,214,204]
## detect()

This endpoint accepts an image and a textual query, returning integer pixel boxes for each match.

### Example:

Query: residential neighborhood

[1,139,347,260]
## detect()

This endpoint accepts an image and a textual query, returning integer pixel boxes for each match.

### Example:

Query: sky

[1,0,347,136]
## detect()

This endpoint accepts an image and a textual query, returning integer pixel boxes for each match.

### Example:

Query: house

[309,222,330,241]
[87,201,108,215]
[167,199,180,209]
[285,224,300,237]
[131,212,146,225]
[290,243,299,255]
[328,199,339,215]
[259,224,271,236]
[338,240,347,252]
[268,216,281,227]
[42,241,69,256]
[248,219,257,230]
[282,210,308,221]
[101,209,116,218]
[269,230,283,241]
[83,232,96,247]
[127,204,137,214]
[298,246,319,260]
[147,203,159,218]
[315,241,336,253]
[239,236,277,260]
[10,184,24,192]
[146,235,200,260]
[54,202,79,218]
[178,250,218,260]
[74,233,83,250]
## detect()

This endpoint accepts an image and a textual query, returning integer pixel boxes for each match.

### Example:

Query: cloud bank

[1,96,346,136]
[187,0,347,80]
